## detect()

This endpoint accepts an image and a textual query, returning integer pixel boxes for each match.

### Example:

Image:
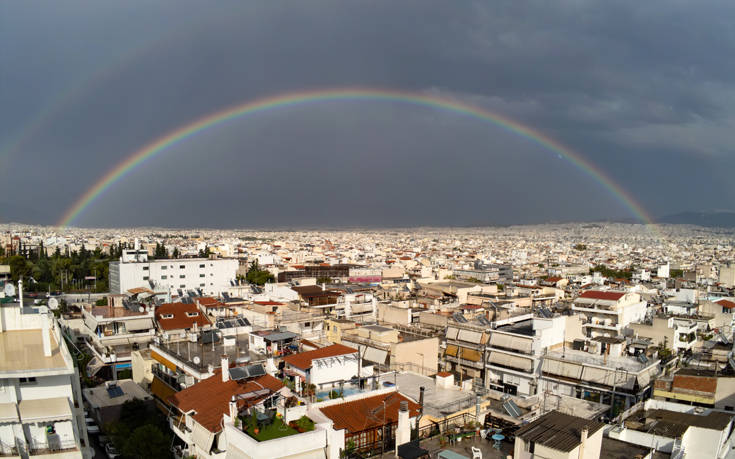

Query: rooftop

[624,408,733,436]
[515,411,605,452]
[0,329,69,373]
[545,348,656,373]
[83,379,152,408]
[282,343,357,370]
[169,370,284,433]
[318,391,420,433]
[377,372,474,418]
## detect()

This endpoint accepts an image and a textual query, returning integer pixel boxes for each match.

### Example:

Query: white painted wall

[112,258,238,296]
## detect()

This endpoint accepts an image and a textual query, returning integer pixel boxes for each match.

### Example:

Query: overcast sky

[1,1,734,228]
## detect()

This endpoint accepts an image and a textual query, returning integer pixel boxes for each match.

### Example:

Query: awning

[458,347,482,362]
[19,397,71,422]
[445,344,458,357]
[487,352,533,372]
[446,327,459,340]
[84,314,98,333]
[364,347,389,365]
[151,350,177,372]
[581,367,609,385]
[490,333,513,349]
[512,337,533,354]
[542,359,582,379]
[637,369,651,388]
[151,376,177,404]
[124,318,154,332]
[192,420,216,452]
[0,403,18,422]
[457,329,483,344]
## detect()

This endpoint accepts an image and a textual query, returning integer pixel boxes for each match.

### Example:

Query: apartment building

[282,343,360,390]
[484,314,579,397]
[539,338,660,414]
[109,251,238,297]
[81,300,155,379]
[572,290,647,338]
[0,289,90,457]
[513,411,604,459]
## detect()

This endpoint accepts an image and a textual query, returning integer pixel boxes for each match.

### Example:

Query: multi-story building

[81,299,156,379]
[109,250,238,297]
[572,290,647,338]
[0,284,91,457]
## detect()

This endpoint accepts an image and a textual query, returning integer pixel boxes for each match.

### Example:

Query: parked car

[98,435,110,447]
[105,443,120,459]
[85,417,99,434]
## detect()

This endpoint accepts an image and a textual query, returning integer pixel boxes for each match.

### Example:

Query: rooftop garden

[239,412,314,441]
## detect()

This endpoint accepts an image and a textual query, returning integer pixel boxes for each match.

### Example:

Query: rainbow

[57,87,657,230]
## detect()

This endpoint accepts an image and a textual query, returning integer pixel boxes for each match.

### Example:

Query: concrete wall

[715,377,735,409]
[377,304,411,326]
[112,258,238,296]
[391,337,439,373]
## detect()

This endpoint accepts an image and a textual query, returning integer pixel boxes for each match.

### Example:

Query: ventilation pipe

[42,311,52,357]
[395,401,411,455]
[221,355,230,382]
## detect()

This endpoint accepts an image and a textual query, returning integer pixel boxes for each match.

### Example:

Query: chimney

[578,426,588,459]
[419,387,425,415]
[395,401,411,455]
[229,395,238,420]
[221,355,230,382]
[42,312,52,357]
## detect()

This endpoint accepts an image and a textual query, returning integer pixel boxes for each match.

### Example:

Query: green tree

[246,260,274,285]
[7,256,32,282]
[316,276,332,285]
[123,424,170,459]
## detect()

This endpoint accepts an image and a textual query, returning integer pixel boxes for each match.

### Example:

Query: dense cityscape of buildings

[2,222,735,458]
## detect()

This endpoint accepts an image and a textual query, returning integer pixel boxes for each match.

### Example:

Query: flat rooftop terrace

[0,329,69,373]
[378,372,475,418]
[546,349,655,373]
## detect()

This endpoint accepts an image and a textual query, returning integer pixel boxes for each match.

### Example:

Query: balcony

[27,438,79,457]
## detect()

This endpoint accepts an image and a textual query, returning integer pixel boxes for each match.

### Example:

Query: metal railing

[27,438,78,454]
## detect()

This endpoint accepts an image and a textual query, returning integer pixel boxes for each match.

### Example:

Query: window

[180,265,185,269]
[199,264,205,268]
[161,275,167,280]
[161,314,174,319]
[179,275,185,279]
[20,377,37,384]
[161,266,167,270]
[143,266,149,271]
[726,406,734,412]
[143,276,149,281]
[180,284,185,288]
[186,312,199,317]
[199,274,205,278]
[200,283,205,287]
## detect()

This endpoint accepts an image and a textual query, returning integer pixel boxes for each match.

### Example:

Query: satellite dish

[139,307,144,313]
[48,298,59,310]
[193,356,201,365]
[4,283,16,297]
[39,306,49,314]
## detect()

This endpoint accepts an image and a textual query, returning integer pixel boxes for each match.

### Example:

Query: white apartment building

[572,290,647,338]
[109,252,238,297]
[485,314,574,397]
[0,283,91,458]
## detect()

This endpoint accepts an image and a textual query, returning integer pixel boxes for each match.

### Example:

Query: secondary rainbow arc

[57,88,657,231]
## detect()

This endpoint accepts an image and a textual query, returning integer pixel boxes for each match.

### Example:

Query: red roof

[196,297,227,309]
[254,301,284,306]
[169,370,284,432]
[319,392,420,433]
[673,374,717,394]
[282,343,357,370]
[578,290,625,301]
[716,299,735,309]
[155,302,211,331]
[546,277,563,283]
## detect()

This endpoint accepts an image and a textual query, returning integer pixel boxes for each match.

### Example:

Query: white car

[85,417,100,435]
[105,443,120,459]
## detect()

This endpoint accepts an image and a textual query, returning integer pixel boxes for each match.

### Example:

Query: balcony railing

[27,438,78,455]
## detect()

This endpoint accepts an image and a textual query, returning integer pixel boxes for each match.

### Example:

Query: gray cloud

[1,0,734,227]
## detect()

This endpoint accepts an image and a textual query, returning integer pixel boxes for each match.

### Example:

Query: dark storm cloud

[1,0,735,227]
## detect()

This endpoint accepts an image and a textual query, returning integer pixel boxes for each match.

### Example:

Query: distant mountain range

[658,210,735,227]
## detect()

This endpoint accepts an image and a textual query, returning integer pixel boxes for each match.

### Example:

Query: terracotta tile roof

[673,374,717,394]
[435,371,452,378]
[578,290,625,301]
[282,343,358,370]
[155,302,211,331]
[716,299,735,309]
[319,392,420,433]
[546,277,563,283]
[169,370,284,433]
[196,297,227,309]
